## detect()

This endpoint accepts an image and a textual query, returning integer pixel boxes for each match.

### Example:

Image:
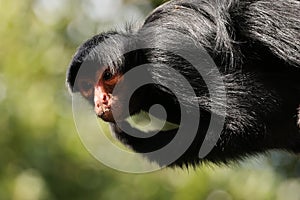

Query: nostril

[96,102,100,108]
[102,93,108,101]
[101,94,110,105]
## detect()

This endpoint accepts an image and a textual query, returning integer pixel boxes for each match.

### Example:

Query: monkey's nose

[101,93,108,102]
[94,99,111,118]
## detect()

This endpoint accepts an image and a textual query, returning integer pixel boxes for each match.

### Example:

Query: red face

[77,67,124,122]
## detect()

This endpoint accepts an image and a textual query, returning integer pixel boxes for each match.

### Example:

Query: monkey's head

[67,32,125,122]
[67,32,157,123]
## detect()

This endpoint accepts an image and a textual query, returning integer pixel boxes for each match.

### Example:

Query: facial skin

[76,67,124,122]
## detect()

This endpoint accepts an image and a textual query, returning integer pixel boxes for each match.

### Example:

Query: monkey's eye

[78,79,94,98]
[102,70,113,81]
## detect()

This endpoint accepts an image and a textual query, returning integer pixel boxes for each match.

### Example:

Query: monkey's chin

[97,111,115,123]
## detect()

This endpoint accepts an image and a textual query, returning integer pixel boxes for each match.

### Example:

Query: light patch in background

[82,0,147,23]
[83,0,123,21]
[67,0,149,44]
[32,0,68,25]
[12,170,49,200]
[67,16,97,43]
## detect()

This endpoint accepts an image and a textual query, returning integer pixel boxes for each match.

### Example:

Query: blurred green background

[1,0,300,199]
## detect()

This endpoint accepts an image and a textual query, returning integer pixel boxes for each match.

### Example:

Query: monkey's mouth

[97,107,115,122]
[98,107,110,118]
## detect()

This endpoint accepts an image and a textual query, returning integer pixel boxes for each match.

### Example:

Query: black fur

[67,0,300,167]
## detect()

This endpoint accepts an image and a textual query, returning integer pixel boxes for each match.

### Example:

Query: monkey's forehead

[75,33,127,70]
[67,33,130,91]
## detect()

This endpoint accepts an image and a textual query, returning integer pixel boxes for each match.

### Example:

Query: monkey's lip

[97,107,115,122]
[98,108,110,117]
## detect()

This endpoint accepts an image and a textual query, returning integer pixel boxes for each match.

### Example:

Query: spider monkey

[67,0,300,167]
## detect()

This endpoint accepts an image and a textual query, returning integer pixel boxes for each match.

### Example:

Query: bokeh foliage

[0,0,300,199]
